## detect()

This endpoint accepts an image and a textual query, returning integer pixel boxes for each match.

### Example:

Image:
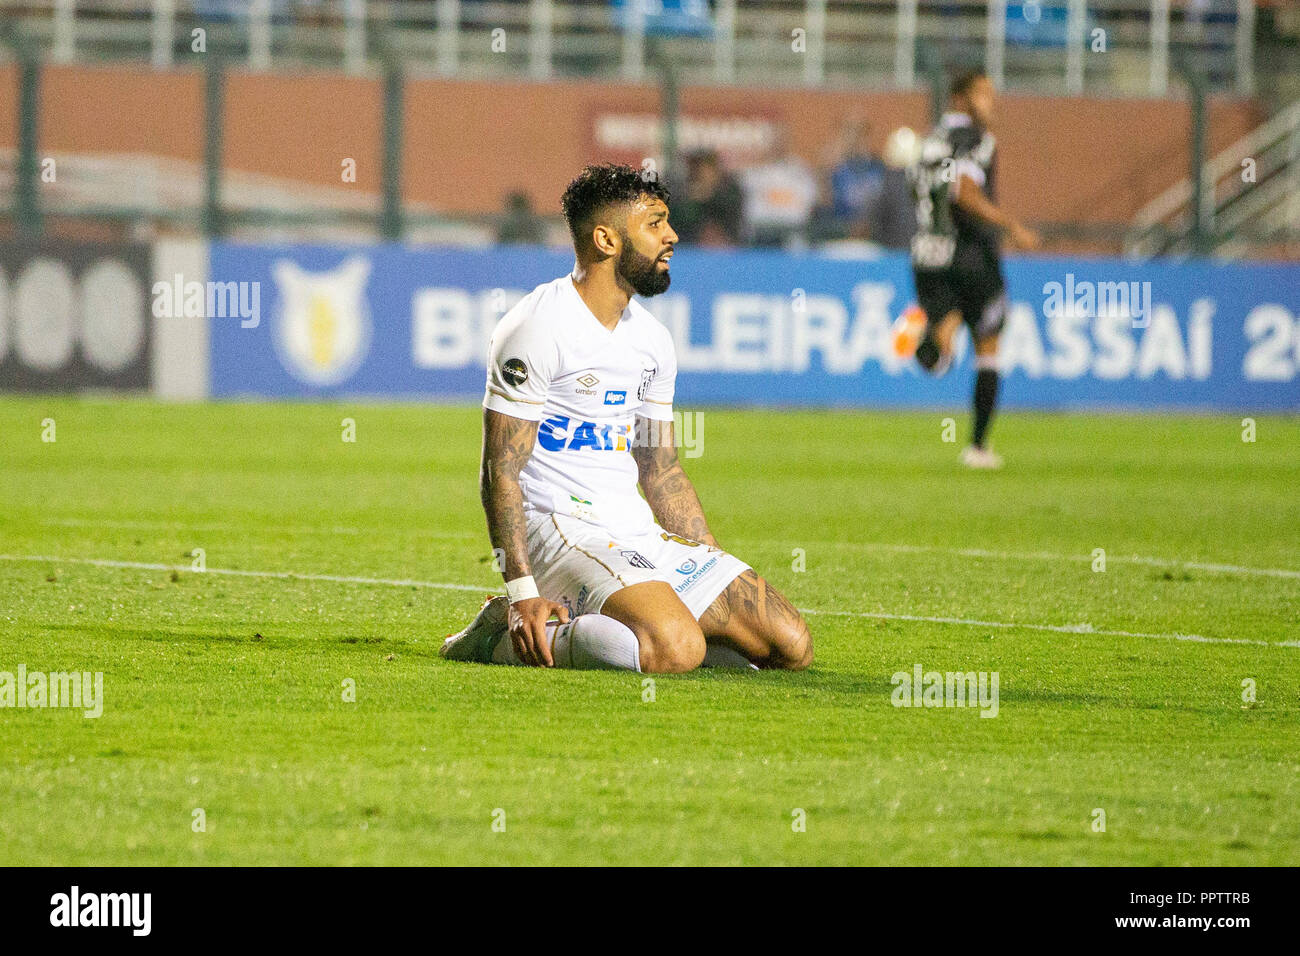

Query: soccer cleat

[891,304,928,359]
[960,445,1003,470]
[440,595,509,663]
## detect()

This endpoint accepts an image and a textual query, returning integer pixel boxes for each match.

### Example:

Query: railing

[0,144,510,242]
[1127,96,1300,257]
[0,0,1263,96]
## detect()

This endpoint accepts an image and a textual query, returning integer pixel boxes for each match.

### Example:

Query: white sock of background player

[491,614,641,671]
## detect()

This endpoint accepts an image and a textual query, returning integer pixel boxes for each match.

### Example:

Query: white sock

[491,614,641,671]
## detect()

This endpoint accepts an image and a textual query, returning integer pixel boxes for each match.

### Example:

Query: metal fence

[0,0,1266,96]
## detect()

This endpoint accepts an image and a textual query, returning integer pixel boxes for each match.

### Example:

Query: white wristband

[504,575,539,604]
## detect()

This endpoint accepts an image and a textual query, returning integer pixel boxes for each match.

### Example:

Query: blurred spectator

[870,126,921,251]
[497,191,546,245]
[739,129,818,248]
[827,120,887,239]
[807,169,849,246]
[671,150,744,248]
[296,0,328,28]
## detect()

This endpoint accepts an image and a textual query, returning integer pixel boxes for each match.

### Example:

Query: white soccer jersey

[483,273,677,538]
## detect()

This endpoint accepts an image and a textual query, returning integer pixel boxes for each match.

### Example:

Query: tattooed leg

[699,570,813,670]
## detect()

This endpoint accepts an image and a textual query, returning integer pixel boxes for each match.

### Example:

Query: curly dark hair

[560,163,671,252]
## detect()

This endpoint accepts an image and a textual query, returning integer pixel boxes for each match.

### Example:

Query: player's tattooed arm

[481,408,569,668]
[631,416,718,548]
[480,408,540,580]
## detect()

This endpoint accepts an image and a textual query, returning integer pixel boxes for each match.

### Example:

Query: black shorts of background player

[907,70,1042,468]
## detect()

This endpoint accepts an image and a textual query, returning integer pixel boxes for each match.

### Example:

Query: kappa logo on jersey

[603,390,627,406]
[537,415,633,452]
[620,550,655,569]
[502,357,528,387]
[271,256,372,386]
[637,366,657,401]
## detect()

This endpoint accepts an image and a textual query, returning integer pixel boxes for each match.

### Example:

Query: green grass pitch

[1,396,1297,865]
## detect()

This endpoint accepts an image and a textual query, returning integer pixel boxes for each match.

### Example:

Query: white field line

[801,608,1300,649]
[38,517,475,541]
[728,538,1300,581]
[34,518,1300,580]
[1,553,1295,650]
[0,554,487,593]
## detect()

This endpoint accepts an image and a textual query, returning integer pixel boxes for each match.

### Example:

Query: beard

[617,241,671,297]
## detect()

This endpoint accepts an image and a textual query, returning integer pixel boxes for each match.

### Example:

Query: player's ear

[591,222,619,258]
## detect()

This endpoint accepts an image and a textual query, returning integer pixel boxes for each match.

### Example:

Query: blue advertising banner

[207,242,1300,410]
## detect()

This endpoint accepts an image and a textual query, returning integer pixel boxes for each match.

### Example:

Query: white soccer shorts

[525,511,751,620]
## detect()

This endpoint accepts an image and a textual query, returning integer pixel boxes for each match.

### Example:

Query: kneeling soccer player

[441,163,812,674]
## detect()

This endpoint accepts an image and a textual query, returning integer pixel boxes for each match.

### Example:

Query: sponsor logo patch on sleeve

[502,357,528,387]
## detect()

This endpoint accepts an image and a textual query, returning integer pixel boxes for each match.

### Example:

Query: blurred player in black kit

[895,70,1042,469]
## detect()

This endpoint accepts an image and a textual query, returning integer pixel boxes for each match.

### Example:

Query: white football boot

[960,445,1004,470]
[440,595,509,663]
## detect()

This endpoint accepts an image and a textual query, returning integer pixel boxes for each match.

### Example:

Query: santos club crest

[271,256,372,386]
[637,366,657,401]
